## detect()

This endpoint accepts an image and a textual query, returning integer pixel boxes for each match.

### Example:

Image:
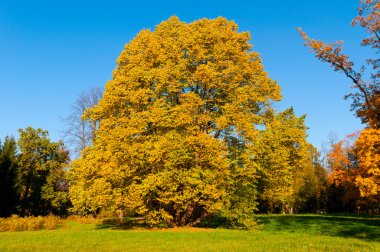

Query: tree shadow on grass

[96,218,149,230]
[194,215,230,229]
[256,214,380,242]
[95,215,230,230]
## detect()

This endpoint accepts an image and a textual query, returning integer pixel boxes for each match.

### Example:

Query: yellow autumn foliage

[355,128,380,197]
[70,16,283,227]
[253,108,312,212]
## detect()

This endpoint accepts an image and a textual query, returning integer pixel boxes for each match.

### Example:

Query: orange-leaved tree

[326,135,361,212]
[299,0,380,203]
[298,0,380,128]
[326,131,379,211]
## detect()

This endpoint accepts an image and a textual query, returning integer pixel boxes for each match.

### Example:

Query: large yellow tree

[70,17,281,226]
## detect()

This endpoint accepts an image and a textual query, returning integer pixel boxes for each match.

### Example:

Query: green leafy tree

[0,137,19,217]
[70,16,281,227]
[18,127,70,216]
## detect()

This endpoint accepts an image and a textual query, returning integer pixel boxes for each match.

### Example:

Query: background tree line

[0,128,69,217]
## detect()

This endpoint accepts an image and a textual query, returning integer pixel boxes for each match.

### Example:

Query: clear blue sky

[0,0,368,149]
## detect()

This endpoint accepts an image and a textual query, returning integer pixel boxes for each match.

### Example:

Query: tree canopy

[298,0,380,128]
[18,127,70,216]
[0,137,19,217]
[70,16,285,227]
[299,0,380,207]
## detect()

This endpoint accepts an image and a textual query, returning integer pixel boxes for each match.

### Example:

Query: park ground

[0,214,379,251]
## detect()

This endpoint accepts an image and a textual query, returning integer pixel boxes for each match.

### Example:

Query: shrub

[43,215,62,230]
[0,215,62,232]
[67,215,101,224]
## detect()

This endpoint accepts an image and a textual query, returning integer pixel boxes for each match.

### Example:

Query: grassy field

[0,214,379,251]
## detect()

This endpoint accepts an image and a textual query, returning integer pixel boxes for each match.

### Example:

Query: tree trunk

[119,202,124,223]
[189,211,209,227]
[180,205,194,226]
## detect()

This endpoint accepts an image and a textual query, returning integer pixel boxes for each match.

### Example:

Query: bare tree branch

[61,87,104,157]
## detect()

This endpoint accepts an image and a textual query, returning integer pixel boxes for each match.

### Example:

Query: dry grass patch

[0,215,62,231]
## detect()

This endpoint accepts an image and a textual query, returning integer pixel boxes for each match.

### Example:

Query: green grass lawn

[0,214,379,251]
